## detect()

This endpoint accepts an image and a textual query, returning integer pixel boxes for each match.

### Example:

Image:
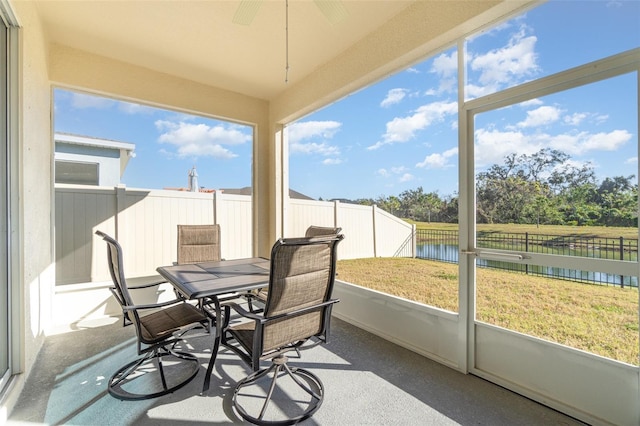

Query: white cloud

[594,114,609,124]
[377,166,413,183]
[322,158,342,165]
[155,120,250,159]
[425,78,456,96]
[625,157,637,164]
[367,141,386,151]
[380,88,409,108]
[288,121,341,142]
[467,18,514,43]
[425,51,457,95]
[291,141,340,157]
[430,51,457,78]
[474,128,538,167]
[550,159,592,178]
[288,120,342,165]
[474,127,633,167]
[464,83,497,99]
[399,173,415,182]
[471,28,539,86]
[533,130,632,157]
[158,148,173,158]
[71,93,115,109]
[118,102,156,115]
[517,106,562,128]
[580,130,632,152]
[467,25,539,96]
[416,147,458,169]
[367,101,458,150]
[563,112,588,126]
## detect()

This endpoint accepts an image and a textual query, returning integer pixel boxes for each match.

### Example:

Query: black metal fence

[415,229,639,288]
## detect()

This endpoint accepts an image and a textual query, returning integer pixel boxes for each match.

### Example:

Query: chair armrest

[125,273,169,289]
[121,298,189,312]
[230,299,340,324]
[263,299,339,323]
[225,301,264,321]
[126,279,167,290]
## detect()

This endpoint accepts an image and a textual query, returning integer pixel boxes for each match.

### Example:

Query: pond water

[417,243,638,287]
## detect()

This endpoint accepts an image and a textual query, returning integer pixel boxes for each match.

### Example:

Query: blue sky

[55,0,640,201]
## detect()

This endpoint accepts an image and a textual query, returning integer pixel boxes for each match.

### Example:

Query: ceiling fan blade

[233,0,263,26]
[314,0,349,25]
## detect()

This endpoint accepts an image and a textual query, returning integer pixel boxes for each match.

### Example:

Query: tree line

[346,148,638,227]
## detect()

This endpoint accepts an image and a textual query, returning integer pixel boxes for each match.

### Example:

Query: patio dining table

[156,257,270,393]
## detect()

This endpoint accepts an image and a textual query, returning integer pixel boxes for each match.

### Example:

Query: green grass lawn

[336,257,639,365]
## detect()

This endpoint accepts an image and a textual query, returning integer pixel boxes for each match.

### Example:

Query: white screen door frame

[459,48,640,425]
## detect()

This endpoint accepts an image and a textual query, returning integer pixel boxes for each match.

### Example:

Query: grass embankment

[337,256,639,366]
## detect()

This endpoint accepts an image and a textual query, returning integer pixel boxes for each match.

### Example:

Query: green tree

[440,195,459,223]
[557,182,600,225]
[477,148,602,226]
[521,181,563,226]
[381,195,401,216]
[596,176,637,227]
[477,170,535,224]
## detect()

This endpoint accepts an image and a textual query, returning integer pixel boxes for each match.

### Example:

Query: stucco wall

[10,0,54,403]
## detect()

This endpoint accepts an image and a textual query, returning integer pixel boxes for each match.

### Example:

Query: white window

[55,160,99,185]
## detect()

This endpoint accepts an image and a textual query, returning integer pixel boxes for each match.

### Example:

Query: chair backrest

[177,224,221,264]
[304,225,342,238]
[262,234,344,352]
[95,230,137,321]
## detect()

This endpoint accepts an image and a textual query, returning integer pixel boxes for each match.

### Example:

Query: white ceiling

[34,0,415,101]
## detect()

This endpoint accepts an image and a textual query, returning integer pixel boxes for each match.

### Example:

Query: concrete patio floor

[8,315,585,425]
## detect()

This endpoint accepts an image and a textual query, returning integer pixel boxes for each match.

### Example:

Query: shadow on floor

[9,317,585,425]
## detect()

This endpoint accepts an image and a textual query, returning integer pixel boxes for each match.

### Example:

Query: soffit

[34,0,415,101]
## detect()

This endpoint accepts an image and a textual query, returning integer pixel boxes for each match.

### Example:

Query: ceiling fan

[233,0,349,26]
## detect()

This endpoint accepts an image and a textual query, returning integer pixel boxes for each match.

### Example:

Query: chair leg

[232,355,324,425]
[157,349,169,390]
[258,363,282,420]
[108,347,200,401]
[281,363,322,401]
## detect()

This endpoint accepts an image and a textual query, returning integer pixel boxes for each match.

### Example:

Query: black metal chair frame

[245,226,342,313]
[108,276,168,327]
[96,230,212,400]
[222,234,343,425]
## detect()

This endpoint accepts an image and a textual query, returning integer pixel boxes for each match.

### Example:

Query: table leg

[202,296,221,394]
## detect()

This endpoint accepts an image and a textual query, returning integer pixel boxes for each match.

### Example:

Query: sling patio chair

[246,225,342,311]
[221,234,344,425]
[96,230,211,400]
[177,224,222,265]
[176,224,245,315]
[303,225,342,238]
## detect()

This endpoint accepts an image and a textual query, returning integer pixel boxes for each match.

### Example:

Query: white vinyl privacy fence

[55,184,415,284]
[286,198,415,258]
